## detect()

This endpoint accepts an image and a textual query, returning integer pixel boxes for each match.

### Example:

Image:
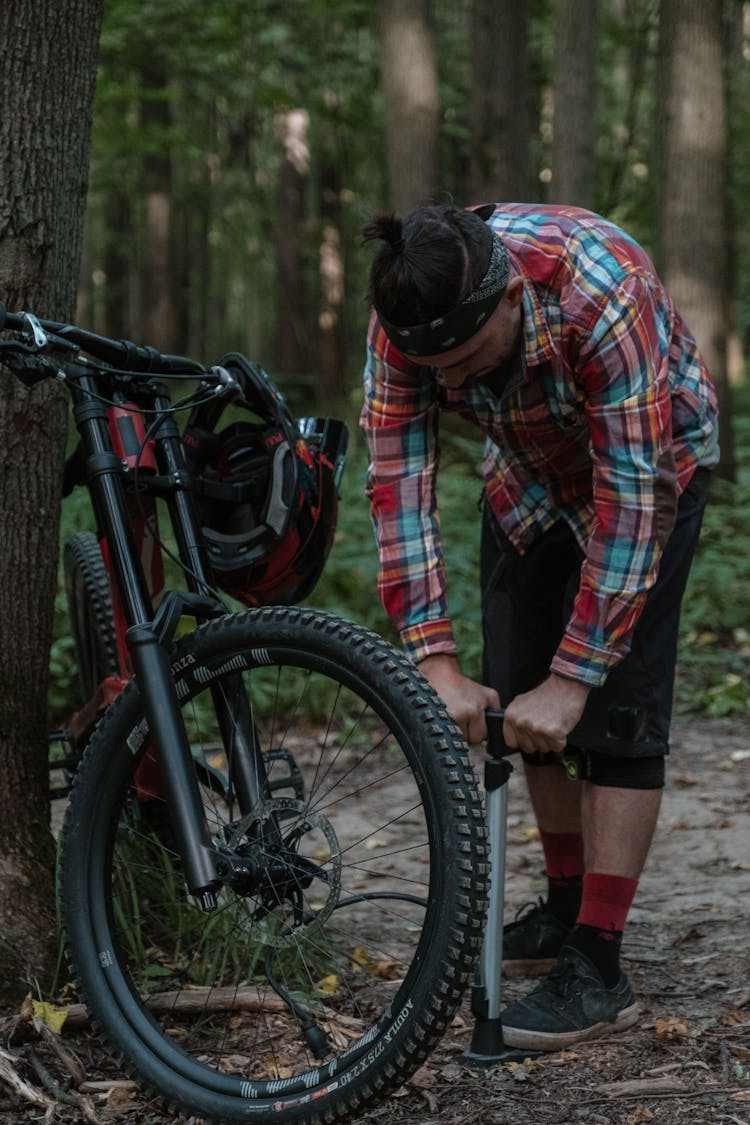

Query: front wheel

[59,607,488,1124]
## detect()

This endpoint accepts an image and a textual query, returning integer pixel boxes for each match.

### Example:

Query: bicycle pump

[465,704,649,1063]
[465,707,530,1064]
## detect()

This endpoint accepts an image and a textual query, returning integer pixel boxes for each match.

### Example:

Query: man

[359,203,718,1050]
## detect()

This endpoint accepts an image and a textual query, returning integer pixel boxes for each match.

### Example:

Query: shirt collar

[509,250,557,367]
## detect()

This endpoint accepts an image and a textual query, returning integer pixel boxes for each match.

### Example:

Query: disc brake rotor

[226,797,342,948]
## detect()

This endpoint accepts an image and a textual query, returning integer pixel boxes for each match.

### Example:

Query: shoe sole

[502,957,557,979]
[501,1001,640,1051]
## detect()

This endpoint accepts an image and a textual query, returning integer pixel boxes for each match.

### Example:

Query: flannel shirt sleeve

[551,273,680,686]
[359,318,458,662]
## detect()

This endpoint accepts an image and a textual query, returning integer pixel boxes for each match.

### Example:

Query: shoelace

[532,954,588,1004]
[506,896,547,929]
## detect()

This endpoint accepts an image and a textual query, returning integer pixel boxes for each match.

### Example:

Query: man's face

[408,276,524,390]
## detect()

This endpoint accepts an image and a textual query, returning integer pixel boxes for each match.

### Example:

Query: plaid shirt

[360,205,719,687]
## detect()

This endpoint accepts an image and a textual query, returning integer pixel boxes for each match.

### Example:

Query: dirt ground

[1,715,748,1125]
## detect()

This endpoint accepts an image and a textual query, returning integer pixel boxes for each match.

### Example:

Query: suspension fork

[150,387,272,819]
[69,369,220,904]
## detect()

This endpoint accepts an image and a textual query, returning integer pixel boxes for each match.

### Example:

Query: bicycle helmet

[183,353,348,607]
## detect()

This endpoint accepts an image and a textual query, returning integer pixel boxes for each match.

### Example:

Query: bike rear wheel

[59,607,487,1123]
[63,530,119,699]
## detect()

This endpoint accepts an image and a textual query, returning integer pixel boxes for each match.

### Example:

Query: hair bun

[362,212,405,253]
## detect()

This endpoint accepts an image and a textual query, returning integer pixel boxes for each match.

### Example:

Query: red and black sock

[539,830,584,927]
[567,872,639,987]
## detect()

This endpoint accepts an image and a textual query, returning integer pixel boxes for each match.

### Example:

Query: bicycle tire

[59,606,488,1124]
[63,531,119,699]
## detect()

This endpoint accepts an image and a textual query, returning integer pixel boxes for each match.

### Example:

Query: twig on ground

[27,1046,101,1125]
[0,1043,56,1112]
[33,1017,87,1087]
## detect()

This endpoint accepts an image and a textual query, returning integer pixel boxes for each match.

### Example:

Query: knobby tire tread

[63,531,119,698]
[59,607,488,1124]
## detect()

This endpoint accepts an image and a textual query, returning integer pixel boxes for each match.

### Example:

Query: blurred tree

[377,0,440,210]
[550,0,599,207]
[140,52,177,353]
[275,107,312,374]
[0,0,103,1001]
[469,0,532,201]
[656,0,736,480]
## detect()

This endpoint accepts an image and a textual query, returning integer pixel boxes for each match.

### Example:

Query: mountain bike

[0,303,488,1124]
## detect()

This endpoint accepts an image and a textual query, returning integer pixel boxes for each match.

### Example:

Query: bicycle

[0,303,488,1123]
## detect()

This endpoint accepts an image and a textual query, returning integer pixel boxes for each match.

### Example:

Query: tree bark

[317,131,346,401]
[656,0,735,481]
[140,57,176,352]
[104,191,132,340]
[378,0,440,212]
[470,0,531,202]
[275,108,312,374]
[550,0,599,207]
[0,0,103,1002]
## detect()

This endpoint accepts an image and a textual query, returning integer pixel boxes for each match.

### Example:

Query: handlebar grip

[0,302,24,333]
[485,708,515,758]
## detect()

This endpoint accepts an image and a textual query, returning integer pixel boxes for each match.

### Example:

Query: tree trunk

[275,108,312,374]
[470,0,531,202]
[140,58,176,353]
[550,0,599,207]
[656,0,735,481]
[104,191,132,340]
[0,0,103,1002]
[378,0,440,212]
[317,135,345,402]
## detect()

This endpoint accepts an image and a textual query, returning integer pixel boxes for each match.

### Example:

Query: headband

[377,234,510,357]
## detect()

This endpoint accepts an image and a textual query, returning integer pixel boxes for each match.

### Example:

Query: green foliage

[49,1,750,725]
[676,389,750,716]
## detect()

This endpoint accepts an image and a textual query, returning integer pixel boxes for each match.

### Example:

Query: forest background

[0,0,749,1001]
[50,0,750,726]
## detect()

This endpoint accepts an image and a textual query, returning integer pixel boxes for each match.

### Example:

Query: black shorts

[480,468,711,757]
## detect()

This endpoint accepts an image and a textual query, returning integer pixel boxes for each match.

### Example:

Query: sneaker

[502,900,571,977]
[500,946,639,1051]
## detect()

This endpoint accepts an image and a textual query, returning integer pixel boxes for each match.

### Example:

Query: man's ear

[505,275,524,307]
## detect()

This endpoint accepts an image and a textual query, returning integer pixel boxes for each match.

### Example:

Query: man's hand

[417,654,499,744]
[503,673,590,754]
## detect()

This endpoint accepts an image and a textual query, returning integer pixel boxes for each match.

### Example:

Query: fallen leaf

[672,774,698,787]
[104,1086,136,1107]
[31,1000,68,1034]
[655,1016,690,1041]
[626,1109,654,1125]
[351,946,369,970]
[548,1050,581,1066]
[317,974,339,996]
[731,1091,750,1103]
[722,1010,750,1026]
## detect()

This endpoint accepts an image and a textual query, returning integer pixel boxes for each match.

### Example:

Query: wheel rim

[83,641,450,1100]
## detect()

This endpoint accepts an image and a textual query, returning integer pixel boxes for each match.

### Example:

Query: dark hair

[363,205,493,326]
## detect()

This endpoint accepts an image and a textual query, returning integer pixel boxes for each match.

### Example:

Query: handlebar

[0,300,206,378]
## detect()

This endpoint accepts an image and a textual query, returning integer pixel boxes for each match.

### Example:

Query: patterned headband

[377,235,510,357]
